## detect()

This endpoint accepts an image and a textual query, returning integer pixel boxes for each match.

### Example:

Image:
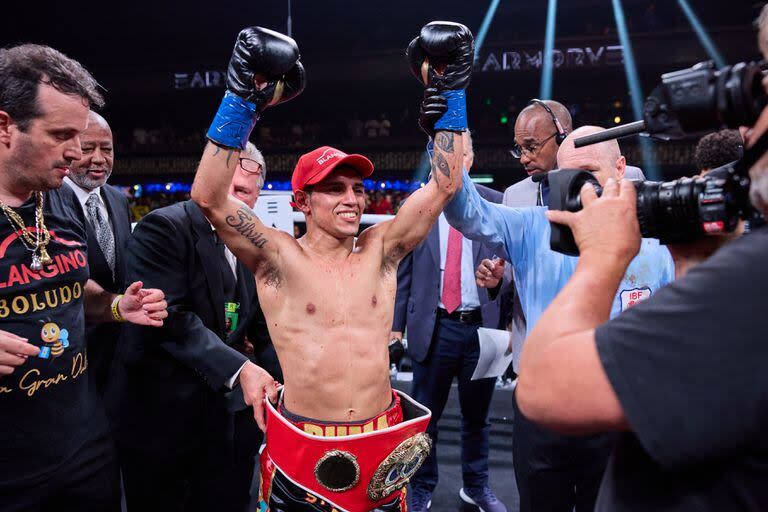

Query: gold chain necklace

[0,192,52,270]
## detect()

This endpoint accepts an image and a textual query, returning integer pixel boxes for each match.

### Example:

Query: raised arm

[383,21,473,260]
[192,142,282,275]
[384,131,463,258]
[191,27,305,274]
[443,169,530,265]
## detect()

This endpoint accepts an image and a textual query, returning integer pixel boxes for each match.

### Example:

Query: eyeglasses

[509,132,558,159]
[238,158,263,175]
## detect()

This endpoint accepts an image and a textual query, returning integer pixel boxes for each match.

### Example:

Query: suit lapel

[186,201,226,336]
[100,187,127,286]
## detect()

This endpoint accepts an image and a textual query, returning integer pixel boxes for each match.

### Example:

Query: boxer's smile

[336,209,359,221]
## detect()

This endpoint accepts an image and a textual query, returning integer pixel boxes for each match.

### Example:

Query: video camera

[549,60,768,256]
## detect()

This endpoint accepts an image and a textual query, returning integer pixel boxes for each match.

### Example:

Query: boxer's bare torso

[193,132,462,424]
[256,226,398,421]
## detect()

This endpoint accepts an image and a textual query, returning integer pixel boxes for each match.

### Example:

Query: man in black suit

[392,132,507,512]
[64,111,131,395]
[110,142,279,511]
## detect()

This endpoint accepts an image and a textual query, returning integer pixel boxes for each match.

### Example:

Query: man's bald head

[557,126,625,185]
[513,100,573,175]
[87,110,110,132]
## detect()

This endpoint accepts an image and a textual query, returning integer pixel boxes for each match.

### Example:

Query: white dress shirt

[437,213,481,311]
[64,177,112,230]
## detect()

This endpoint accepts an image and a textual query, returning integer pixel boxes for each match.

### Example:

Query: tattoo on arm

[225,207,268,248]
[435,152,451,178]
[211,144,236,166]
[434,132,454,153]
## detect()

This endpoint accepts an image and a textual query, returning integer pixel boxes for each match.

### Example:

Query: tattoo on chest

[225,207,268,248]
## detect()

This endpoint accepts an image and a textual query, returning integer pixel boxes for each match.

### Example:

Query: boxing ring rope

[291,212,394,225]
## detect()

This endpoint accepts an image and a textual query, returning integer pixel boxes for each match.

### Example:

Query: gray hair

[244,141,266,189]
[463,129,474,155]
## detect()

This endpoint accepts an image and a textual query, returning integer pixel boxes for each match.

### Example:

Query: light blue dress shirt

[444,170,675,369]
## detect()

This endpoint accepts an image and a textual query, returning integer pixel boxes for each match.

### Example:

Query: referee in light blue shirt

[444,126,675,512]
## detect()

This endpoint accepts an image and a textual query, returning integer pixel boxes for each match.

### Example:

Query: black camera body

[550,60,767,256]
[644,61,766,141]
[548,167,751,255]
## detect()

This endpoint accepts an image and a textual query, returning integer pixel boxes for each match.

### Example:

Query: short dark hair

[693,130,744,172]
[0,44,104,131]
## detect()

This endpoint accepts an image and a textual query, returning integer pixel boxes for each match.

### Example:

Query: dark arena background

[4,1,762,511]
[7,1,759,198]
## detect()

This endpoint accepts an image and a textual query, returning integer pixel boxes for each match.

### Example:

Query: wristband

[434,89,467,131]
[206,91,260,150]
[111,294,126,323]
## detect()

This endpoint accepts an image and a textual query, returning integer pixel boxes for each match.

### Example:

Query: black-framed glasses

[509,132,558,159]
[238,157,263,175]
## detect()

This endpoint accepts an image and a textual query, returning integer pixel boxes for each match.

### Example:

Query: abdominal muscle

[277,321,393,422]
[258,250,398,423]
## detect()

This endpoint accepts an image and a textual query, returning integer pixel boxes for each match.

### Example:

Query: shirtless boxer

[191,23,473,511]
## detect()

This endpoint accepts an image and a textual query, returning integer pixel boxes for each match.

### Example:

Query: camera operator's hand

[547,179,641,265]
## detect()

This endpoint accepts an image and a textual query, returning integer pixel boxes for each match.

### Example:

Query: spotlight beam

[474,0,502,61]
[611,0,660,180]
[539,0,558,100]
[677,0,726,68]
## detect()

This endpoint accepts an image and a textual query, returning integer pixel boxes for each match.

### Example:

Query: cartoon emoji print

[38,318,69,359]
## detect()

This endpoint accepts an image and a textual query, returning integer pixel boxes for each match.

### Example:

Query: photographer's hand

[546,178,641,265]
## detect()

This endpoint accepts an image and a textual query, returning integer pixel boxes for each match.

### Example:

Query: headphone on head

[528,99,568,145]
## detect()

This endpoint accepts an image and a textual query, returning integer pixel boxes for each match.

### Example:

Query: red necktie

[442,226,463,314]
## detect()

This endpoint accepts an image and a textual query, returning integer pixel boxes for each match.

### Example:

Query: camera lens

[719,62,768,128]
[634,177,731,244]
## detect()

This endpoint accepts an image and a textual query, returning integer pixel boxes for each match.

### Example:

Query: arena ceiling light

[539,0,559,100]
[677,0,726,68]
[611,0,660,179]
[474,0,502,63]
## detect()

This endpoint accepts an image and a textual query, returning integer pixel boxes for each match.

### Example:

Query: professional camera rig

[549,60,768,255]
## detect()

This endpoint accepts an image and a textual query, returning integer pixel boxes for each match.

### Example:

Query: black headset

[528,98,568,145]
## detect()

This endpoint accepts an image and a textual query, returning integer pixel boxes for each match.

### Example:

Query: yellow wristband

[111,294,126,323]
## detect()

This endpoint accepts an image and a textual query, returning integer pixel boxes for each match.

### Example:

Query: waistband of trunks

[279,390,403,437]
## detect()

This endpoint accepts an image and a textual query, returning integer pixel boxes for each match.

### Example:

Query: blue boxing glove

[207,27,306,149]
[406,21,474,132]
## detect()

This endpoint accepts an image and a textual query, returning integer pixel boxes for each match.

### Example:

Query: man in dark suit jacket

[63,111,132,395]
[392,136,507,512]
[110,143,279,511]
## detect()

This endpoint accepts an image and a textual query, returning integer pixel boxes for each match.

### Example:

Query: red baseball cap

[291,146,374,193]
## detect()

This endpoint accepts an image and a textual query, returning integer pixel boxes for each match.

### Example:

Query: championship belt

[259,390,431,512]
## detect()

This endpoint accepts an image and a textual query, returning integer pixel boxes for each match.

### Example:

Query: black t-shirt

[594,227,768,511]
[0,190,106,487]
